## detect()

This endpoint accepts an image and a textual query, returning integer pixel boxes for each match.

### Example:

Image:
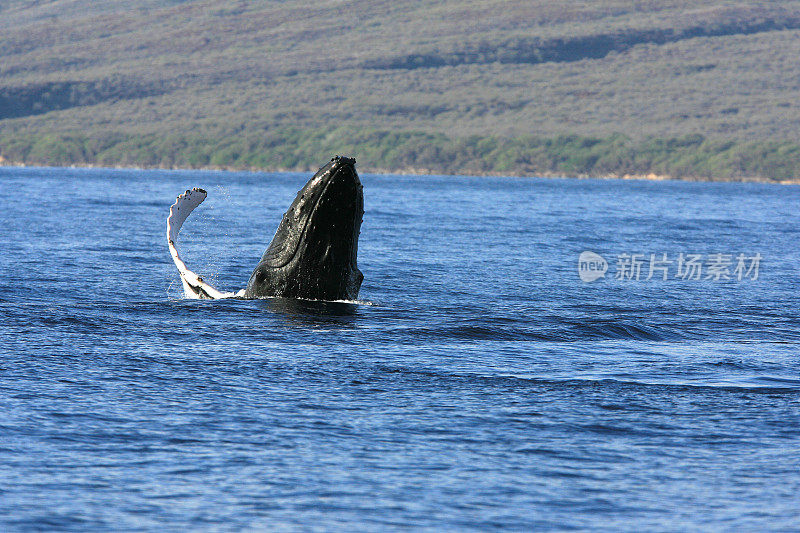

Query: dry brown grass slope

[0,1,799,178]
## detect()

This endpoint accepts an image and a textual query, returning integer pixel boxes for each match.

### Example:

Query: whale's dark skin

[244,156,364,301]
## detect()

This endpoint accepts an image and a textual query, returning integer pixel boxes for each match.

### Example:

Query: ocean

[1,165,798,530]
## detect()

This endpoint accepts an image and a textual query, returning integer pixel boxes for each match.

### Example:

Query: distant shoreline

[2,158,798,185]
[2,129,799,185]
[369,166,800,185]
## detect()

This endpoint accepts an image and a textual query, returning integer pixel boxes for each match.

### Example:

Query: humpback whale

[167,156,364,301]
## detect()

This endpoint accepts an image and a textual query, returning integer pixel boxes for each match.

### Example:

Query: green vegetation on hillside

[3,129,798,181]
[0,1,799,180]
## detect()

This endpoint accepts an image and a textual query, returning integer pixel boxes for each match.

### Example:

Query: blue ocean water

[1,165,799,531]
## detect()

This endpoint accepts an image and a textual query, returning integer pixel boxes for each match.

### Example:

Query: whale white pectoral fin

[166,188,240,299]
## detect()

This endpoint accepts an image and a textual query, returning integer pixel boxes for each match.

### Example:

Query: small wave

[27,312,123,332]
[708,358,787,371]
[380,319,678,342]
[754,375,800,386]
[85,198,164,208]
[371,365,800,394]
[578,320,672,341]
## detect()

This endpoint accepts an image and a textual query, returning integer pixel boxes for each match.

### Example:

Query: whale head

[245,156,364,301]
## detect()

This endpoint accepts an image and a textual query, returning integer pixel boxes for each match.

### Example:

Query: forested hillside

[1,1,799,180]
